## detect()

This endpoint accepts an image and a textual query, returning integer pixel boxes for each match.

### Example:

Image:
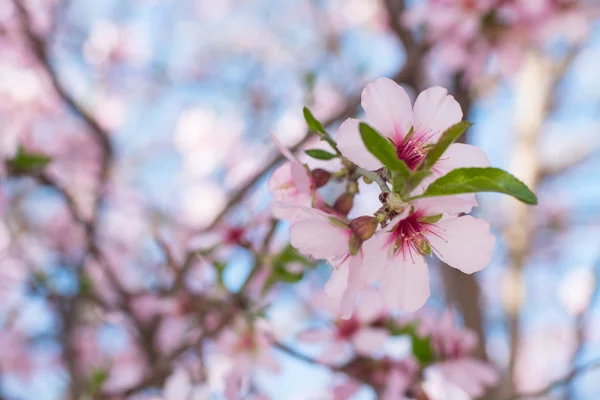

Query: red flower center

[390,210,439,258]
[395,133,427,170]
[336,317,361,340]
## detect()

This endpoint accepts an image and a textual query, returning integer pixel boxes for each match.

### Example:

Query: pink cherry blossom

[215,318,280,399]
[268,133,317,221]
[288,206,367,318]
[362,198,495,311]
[161,367,210,400]
[297,289,388,363]
[336,78,488,203]
[421,311,499,398]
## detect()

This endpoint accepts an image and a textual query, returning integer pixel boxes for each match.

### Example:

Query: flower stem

[355,167,391,193]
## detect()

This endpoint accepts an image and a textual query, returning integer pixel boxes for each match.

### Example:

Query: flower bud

[311,168,331,188]
[349,216,377,241]
[333,193,354,216]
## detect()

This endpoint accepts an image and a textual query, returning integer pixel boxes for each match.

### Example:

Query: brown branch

[13,0,114,219]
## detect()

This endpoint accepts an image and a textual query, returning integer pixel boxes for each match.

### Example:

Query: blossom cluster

[269,77,499,318]
[405,0,591,79]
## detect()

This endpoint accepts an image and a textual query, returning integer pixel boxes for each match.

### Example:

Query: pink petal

[411,195,477,217]
[351,327,388,356]
[336,118,381,170]
[362,78,413,143]
[382,367,412,400]
[163,368,191,400]
[412,87,462,143]
[325,258,350,304]
[435,143,490,171]
[380,254,430,312]
[297,329,334,343]
[268,163,295,201]
[355,288,386,323]
[270,131,300,163]
[290,162,313,195]
[339,255,365,319]
[361,230,393,285]
[437,359,499,397]
[426,216,495,274]
[290,217,350,259]
[318,340,348,364]
[257,350,280,374]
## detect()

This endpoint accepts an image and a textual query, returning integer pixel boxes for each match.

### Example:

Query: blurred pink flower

[298,289,388,363]
[421,311,499,398]
[215,318,280,400]
[268,133,316,221]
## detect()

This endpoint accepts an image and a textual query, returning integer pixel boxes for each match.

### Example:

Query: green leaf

[358,123,410,179]
[418,214,443,224]
[386,321,434,365]
[276,245,313,267]
[305,149,337,160]
[88,369,109,395]
[79,277,94,296]
[420,121,472,170]
[274,268,304,283]
[411,167,538,205]
[303,107,327,135]
[403,169,432,195]
[7,146,52,175]
[303,107,339,151]
[263,245,314,292]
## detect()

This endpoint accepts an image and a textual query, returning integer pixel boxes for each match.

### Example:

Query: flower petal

[290,217,350,259]
[325,259,350,305]
[435,143,490,172]
[297,329,334,343]
[290,162,313,195]
[319,340,348,364]
[351,327,388,356]
[361,230,393,285]
[270,130,300,163]
[356,288,386,323]
[412,87,462,142]
[362,78,413,143]
[380,253,430,312]
[426,216,495,274]
[164,368,191,400]
[336,118,381,170]
[339,255,366,319]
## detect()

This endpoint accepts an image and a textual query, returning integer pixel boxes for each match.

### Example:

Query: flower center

[336,317,361,340]
[395,133,427,170]
[390,210,436,258]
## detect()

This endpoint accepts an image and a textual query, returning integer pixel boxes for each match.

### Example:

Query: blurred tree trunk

[499,51,553,397]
